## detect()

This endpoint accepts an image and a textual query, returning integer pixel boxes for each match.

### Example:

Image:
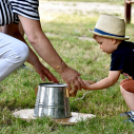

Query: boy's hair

[93,34,97,39]
[93,34,122,44]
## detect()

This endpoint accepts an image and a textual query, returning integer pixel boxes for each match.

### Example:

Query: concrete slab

[13,109,96,125]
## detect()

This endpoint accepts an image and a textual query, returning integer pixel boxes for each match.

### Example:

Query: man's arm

[1,23,59,82]
[18,15,84,91]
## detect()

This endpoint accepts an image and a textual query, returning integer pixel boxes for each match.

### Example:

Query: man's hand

[60,66,84,92]
[33,62,59,83]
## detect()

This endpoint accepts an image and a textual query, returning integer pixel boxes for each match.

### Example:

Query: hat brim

[89,29,130,40]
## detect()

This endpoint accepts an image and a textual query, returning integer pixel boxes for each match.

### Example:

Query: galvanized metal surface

[33,83,71,119]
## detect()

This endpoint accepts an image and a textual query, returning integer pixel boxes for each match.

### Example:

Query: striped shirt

[0,0,40,26]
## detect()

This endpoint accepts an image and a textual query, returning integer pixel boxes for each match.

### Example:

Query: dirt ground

[39,1,134,16]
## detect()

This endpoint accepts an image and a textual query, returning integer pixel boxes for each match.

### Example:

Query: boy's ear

[111,38,117,44]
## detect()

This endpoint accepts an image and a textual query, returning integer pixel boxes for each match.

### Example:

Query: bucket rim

[39,83,67,88]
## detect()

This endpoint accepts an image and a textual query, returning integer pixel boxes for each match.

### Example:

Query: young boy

[82,14,134,122]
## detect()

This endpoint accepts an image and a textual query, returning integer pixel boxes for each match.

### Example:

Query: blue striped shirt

[0,0,40,26]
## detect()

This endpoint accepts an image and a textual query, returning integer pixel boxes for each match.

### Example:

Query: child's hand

[82,80,90,90]
[82,80,96,90]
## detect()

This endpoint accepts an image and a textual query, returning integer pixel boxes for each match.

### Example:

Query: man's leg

[1,23,28,69]
[0,32,29,81]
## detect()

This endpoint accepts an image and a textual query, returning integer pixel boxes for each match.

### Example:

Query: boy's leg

[120,86,134,110]
[0,32,29,82]
[120,79,134,111]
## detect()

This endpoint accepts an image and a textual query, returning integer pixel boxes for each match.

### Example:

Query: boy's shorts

[0,0,40,26]
[120,79,134,93]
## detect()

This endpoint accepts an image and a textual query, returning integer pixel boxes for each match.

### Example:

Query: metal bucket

[33,83,71,119]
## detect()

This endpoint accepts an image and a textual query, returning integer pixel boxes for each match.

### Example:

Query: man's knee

[12,41,29,66]
[19,42,29,63]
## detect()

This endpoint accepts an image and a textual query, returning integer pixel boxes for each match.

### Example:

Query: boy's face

[95,35,117,54]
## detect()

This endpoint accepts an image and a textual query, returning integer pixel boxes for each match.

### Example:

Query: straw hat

[90,14,129,40]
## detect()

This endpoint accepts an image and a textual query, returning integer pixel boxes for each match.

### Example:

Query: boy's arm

[83,71,121,90]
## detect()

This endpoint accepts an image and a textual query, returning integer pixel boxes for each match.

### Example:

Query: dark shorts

[120,79,134,93]
[0,0,40,26]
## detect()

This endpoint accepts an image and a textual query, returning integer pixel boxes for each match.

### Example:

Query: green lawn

[1,1,134,134]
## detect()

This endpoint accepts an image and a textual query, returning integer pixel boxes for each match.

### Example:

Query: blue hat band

[94,28,124,38]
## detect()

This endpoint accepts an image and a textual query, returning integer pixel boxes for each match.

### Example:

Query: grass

[1,1,134,134]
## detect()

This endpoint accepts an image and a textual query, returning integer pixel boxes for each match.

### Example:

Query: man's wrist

[55,61,68,74]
